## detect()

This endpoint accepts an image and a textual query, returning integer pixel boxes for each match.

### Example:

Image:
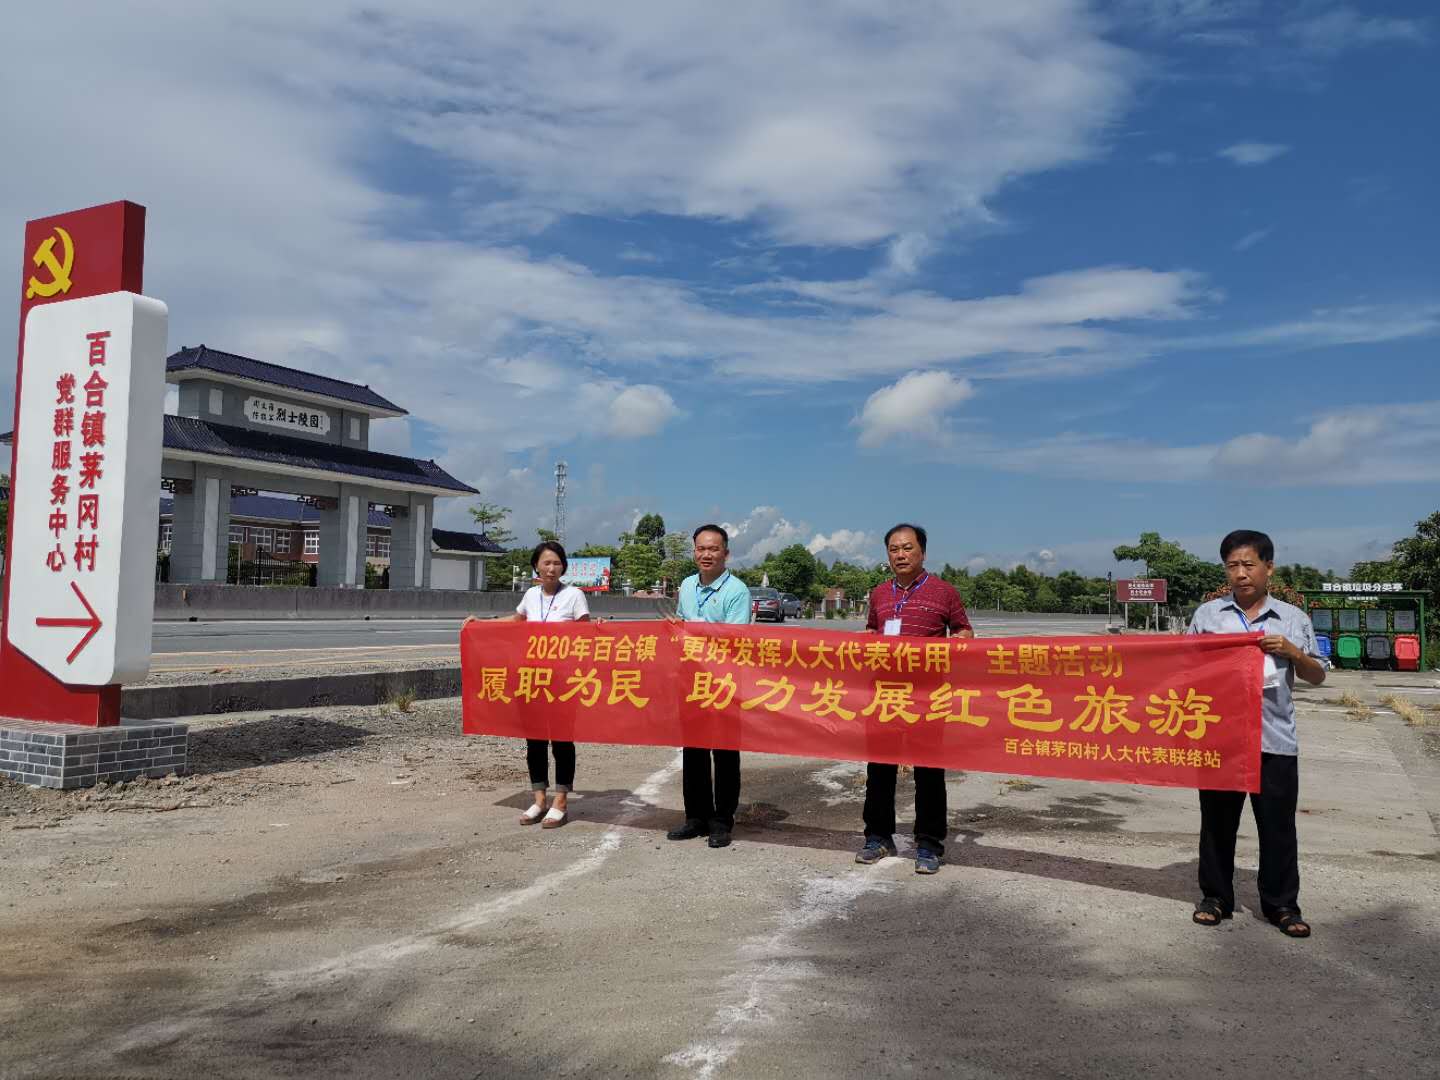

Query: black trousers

[525,739,575,792]
[681,747,740,829]
[1198,752,1300,918]
[863,763,947,855]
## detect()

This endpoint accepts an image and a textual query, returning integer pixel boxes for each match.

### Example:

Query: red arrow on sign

[35,581,103,663]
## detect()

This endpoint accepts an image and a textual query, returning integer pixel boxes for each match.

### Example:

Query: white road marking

[102,753,683,1060]
[663,873,892,1079]
[269,752,683,987]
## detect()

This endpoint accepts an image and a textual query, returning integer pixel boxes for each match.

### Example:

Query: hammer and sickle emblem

[25,226,76,300]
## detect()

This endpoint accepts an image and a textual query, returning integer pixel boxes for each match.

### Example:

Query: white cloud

[606,384,680,438]
[855,371,977,448]
[366,1,1136,248]
[1201,303,1440,349]
[1209,402,1440,485]
[807,529,880,566]
[918,400,1440,489]
[1233,227,1273,252]
[1218,141,1290,166]
[720,506,809,564]
[1283,7,1430,55]
[1148,151,1180,166]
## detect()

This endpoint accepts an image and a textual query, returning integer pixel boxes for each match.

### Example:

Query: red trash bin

[1394,635,1421,672]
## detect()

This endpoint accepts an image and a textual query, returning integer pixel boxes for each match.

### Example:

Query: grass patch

[1382,694,1438,727]
[388,687,417,714]
[1344,705,1375,723]
[1336,691,1366,709]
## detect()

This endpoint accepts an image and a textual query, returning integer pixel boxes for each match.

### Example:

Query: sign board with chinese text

[7,293,167,684]
[560,557,612,592]
[1116,579,1167,604]
[1321,582,1405,593]
[463,623,1264,792]
[244,395,331,435]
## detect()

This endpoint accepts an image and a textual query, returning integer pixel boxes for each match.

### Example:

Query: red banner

[462,623,1264,792]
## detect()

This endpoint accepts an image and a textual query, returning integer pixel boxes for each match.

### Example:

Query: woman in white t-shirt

[487,540,590,829]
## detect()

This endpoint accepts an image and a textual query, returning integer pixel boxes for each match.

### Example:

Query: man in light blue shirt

[1186,529,1325,939]
[668,523,751,849]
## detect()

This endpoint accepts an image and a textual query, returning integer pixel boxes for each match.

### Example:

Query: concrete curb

[153,583,673,621]
[123,666,464,720]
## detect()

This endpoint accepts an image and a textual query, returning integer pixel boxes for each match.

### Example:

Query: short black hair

[531,540,569,574]
[693,524,729,548]
[1220,530,1274,563]
[884,523,927,552]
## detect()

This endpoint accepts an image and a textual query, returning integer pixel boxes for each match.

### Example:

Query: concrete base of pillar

[0,717,189,790]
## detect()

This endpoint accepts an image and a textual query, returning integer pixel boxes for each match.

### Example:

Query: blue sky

[3,1,1437,576]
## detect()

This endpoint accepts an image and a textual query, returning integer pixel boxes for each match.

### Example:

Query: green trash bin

[1335,635,1364,670]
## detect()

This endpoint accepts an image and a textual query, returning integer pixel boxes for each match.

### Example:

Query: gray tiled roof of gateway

[167,345,407,414]
[163,416,476,494]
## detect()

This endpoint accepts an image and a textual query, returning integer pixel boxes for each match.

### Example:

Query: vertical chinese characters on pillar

[68,330,110,573]
[46,369,77,572]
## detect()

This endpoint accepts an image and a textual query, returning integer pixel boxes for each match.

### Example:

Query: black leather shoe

[667,819,707,841]
[707,825,733,849]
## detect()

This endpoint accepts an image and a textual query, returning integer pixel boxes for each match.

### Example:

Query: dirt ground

[3,671,1439,1079]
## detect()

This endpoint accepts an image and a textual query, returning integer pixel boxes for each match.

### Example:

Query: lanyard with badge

[1235,606,1282,688]
[884,573,929,636]
[539,586,562,622]
[697,573,730,619]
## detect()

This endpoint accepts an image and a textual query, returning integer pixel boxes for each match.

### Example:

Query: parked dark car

[780,593,804,619]
[749,586,783,622]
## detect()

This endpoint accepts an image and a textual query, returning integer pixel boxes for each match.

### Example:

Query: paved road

[4,673,1438,1078]
[150,613,1113,675]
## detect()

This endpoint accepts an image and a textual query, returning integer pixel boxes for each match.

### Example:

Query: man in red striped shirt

[858,523,974,874]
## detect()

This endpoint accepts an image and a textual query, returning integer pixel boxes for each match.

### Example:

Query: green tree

[634,513,666,547]
[493,548,533,590]
[972,568,1008,609]
[734,565,765,587]
[1000,584,1027,611]
[574,543,618,558]
[1273,563,1329,590]
[468,499,515,547]
[1008,565,1042,610]
[1360,511,1440,658]
[1033,581,1061,613]
[660,557,698,591]
[662,531,691,563]
[825,561,873,605]
[762,544,819,597]
[615,542,662,592]
[1112,531,1225,608]
[1391,511,1440,600]
[1350,558,1401,582]
[536,527,559,544]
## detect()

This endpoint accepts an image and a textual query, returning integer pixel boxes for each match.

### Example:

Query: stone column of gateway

[158,345,479,588]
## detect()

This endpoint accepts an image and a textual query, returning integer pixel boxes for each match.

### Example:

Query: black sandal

[1192,898,1232,926]
[1271,911,1311,938]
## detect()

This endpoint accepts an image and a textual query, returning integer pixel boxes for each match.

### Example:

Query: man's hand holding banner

[462,622,1264,793]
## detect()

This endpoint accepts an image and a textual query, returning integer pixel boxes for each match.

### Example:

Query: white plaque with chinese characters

[8,293,167,684]
[243,395,331,435]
